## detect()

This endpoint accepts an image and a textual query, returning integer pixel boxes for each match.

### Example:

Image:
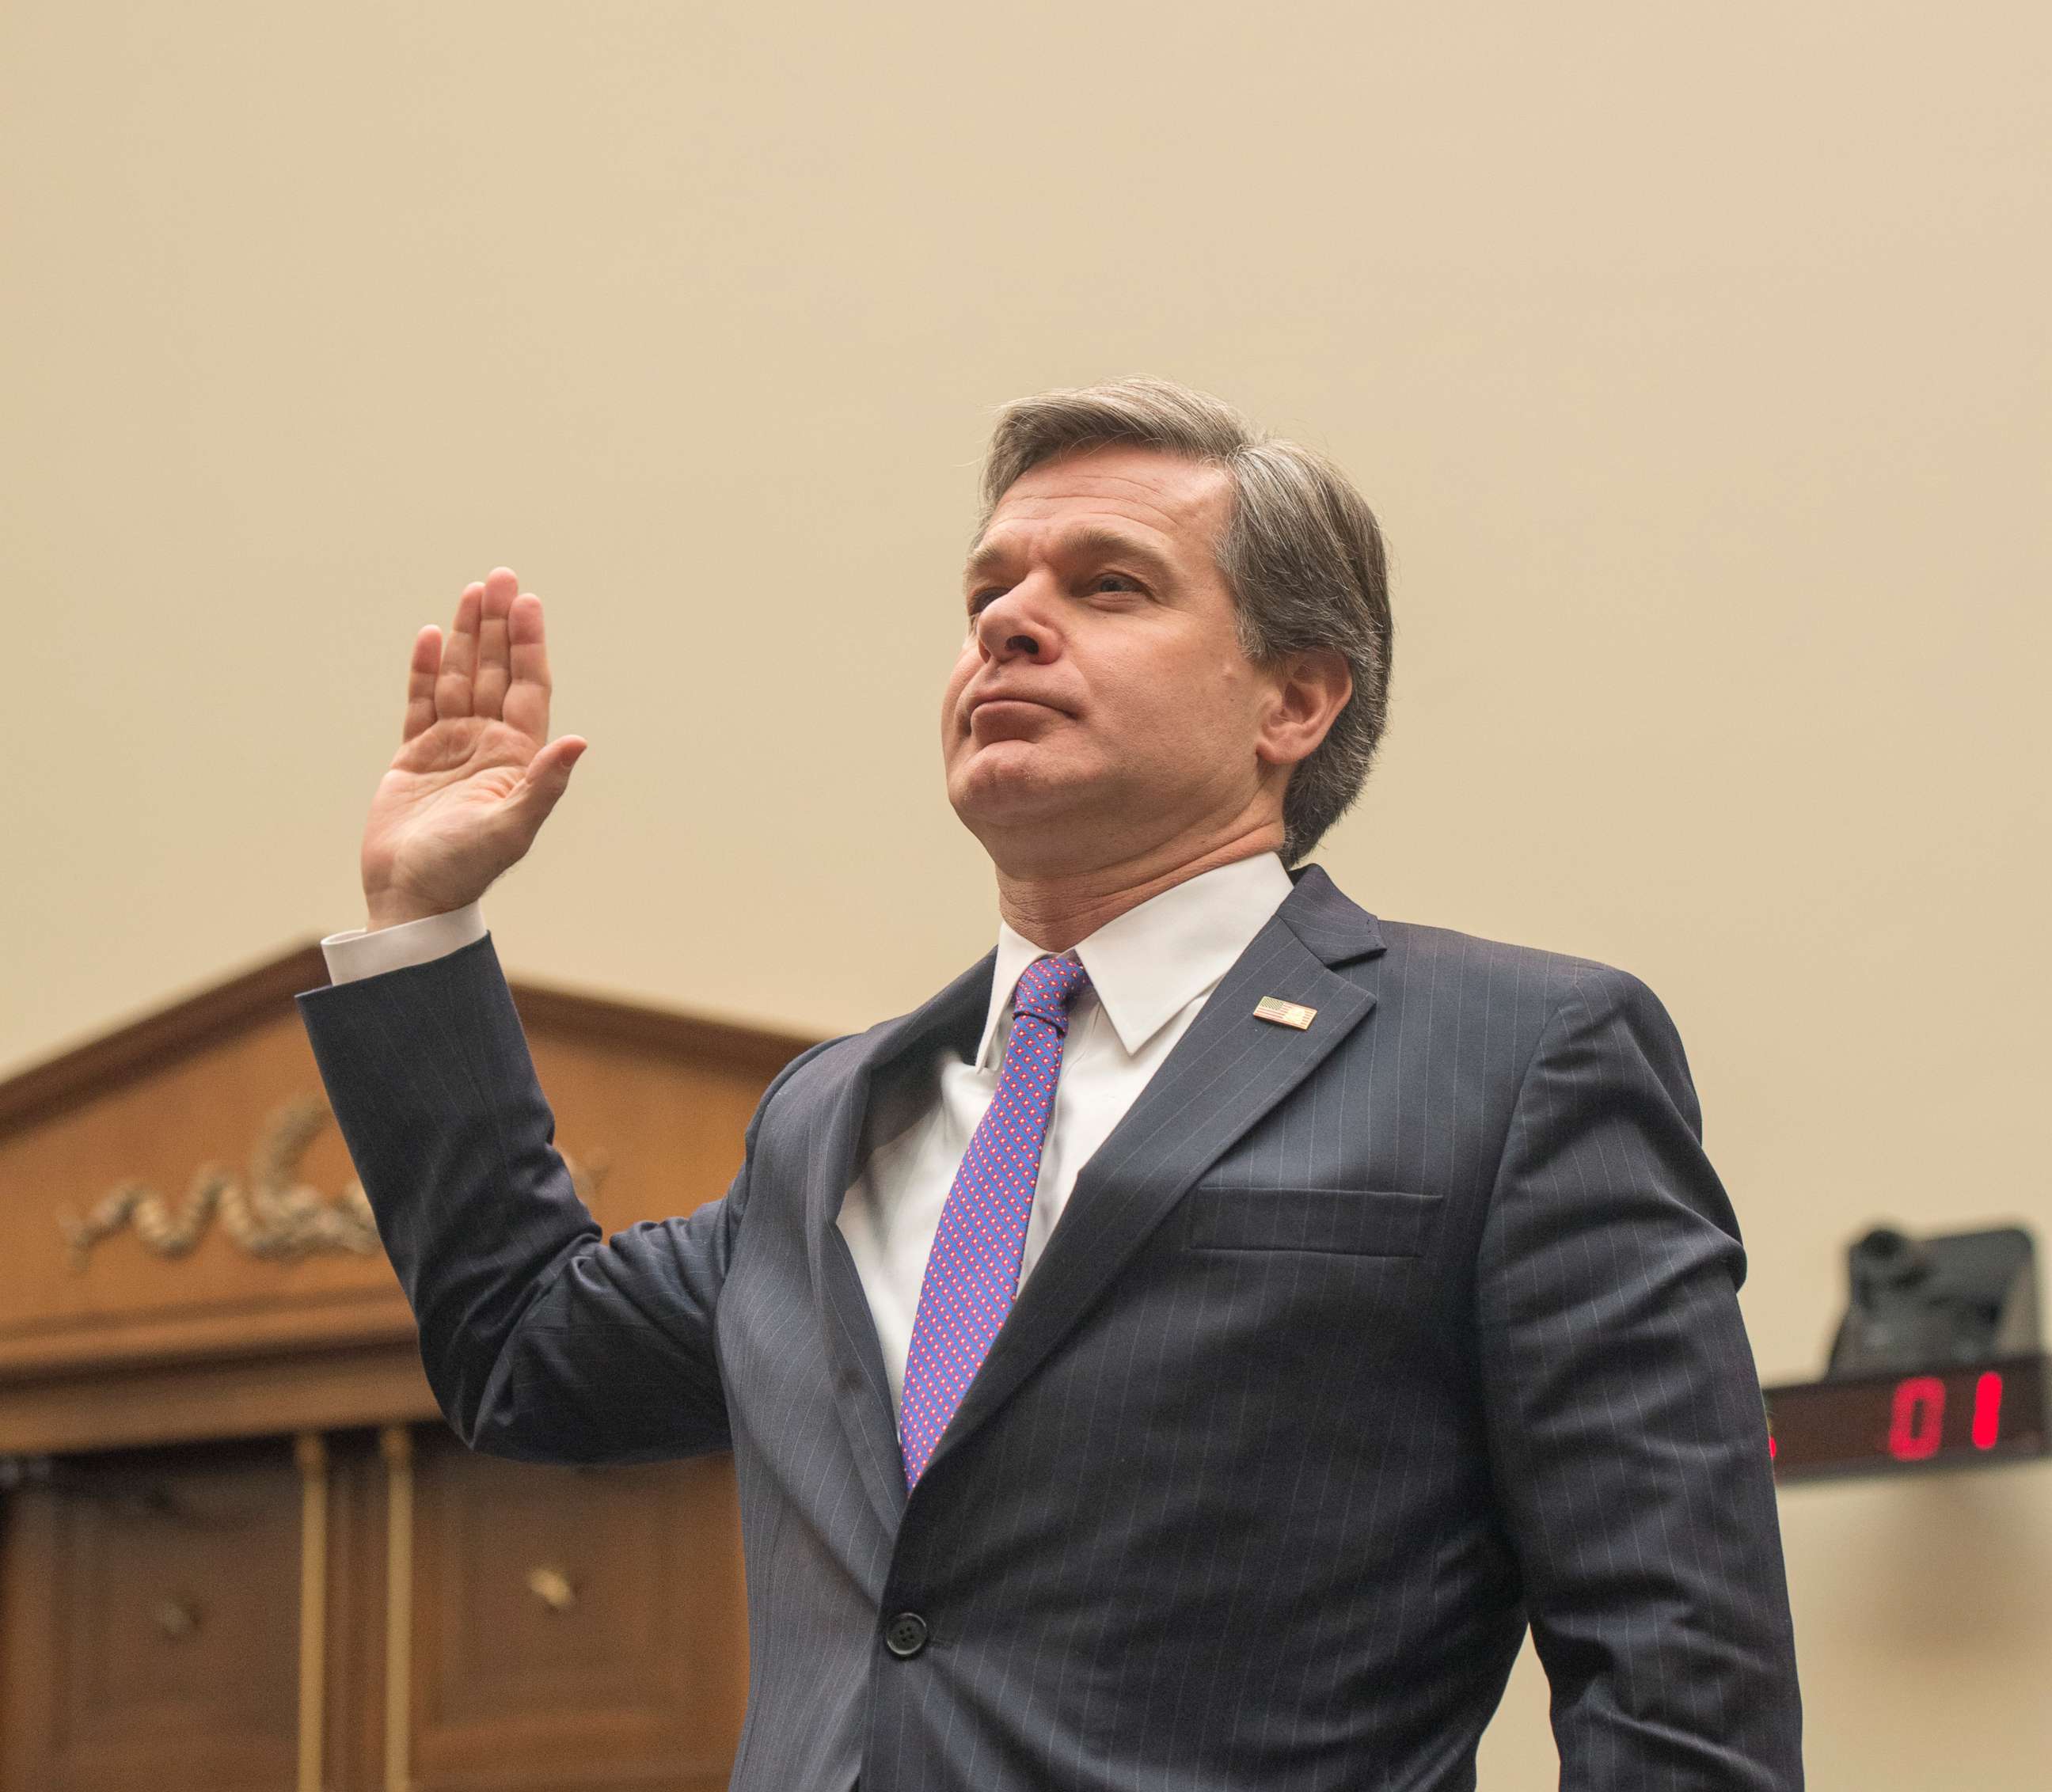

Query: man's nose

[975,580,1058,663]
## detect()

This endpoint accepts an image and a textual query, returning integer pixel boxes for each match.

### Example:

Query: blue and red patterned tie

[898,952,1092,1487]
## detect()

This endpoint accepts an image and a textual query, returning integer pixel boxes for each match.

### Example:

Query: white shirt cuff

[321,902,488,985]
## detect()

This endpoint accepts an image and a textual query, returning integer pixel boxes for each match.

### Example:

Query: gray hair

[976,377,1392,865]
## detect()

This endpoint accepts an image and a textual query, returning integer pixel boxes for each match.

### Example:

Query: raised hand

[359,568,588,930]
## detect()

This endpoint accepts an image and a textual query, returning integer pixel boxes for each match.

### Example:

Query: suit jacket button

[883,1612,929,1658]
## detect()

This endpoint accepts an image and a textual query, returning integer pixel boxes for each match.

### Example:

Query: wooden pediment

[0,943,815,1457]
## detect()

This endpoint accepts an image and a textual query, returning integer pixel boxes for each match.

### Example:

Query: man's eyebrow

[962,526,1180,588]
[963,537,1013,587]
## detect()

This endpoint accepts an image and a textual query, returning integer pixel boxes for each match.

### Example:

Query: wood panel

[0,939,810,1449]
[0,1437,302,1792]
[319,1430,397,1792]
[0,945,803,1788]
[0,1339,442,1458]
[407,1427,747,1791]
[0,1005,416,1380]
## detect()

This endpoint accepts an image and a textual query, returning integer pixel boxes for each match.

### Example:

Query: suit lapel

[804,950,994,1534]
[920,866,1385,1486]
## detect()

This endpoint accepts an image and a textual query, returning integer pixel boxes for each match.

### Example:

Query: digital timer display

[1763,1354,2048,1482]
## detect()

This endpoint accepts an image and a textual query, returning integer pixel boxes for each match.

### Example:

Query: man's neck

[993,824,1286,953]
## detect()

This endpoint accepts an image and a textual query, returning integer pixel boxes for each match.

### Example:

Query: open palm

[359,567,587,929]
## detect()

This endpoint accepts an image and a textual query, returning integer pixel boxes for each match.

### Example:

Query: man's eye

[967,588,1003,614]
[1091,573,1139,594]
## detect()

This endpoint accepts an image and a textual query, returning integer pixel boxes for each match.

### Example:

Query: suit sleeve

[296,932,832,1465]
[1475,964,1803,1790]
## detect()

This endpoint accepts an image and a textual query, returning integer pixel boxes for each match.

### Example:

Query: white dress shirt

[321,851,1294,1418]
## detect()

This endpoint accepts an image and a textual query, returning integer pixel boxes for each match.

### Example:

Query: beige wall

[6,2,2048,1782]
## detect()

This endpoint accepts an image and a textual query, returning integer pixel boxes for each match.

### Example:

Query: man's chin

[947,747,1097,834]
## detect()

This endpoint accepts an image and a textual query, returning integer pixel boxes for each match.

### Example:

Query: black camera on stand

[1765,1224,2046,1483]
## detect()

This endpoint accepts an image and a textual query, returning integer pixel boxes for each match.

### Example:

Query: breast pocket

[1183,1186,1442,1257]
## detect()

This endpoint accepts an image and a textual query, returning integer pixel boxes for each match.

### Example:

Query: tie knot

[1011,954,1091,1031]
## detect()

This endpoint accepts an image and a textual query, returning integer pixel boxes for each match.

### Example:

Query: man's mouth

[963,695,1069,740]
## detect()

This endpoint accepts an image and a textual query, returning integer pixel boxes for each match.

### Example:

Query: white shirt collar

[975,852,1296,1069]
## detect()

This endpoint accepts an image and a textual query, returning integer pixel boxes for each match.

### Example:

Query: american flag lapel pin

[1253,996,1317,1031]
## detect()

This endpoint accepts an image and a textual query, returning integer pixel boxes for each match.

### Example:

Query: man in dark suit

[299,378,1802,1789]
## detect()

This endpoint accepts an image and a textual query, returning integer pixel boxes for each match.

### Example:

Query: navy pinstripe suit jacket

[297,864,1802,1791]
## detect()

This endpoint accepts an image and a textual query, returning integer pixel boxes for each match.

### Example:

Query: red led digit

[1887,1376,1946,1461]
[1972,1372,2004,1451]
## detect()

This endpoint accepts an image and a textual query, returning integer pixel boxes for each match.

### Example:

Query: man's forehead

[977,447,1230,558]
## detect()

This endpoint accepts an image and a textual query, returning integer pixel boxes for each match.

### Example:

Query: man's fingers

[473,571,516,721]
[437,581,484,719]
[503,591,554,741]
[402,625,443,742]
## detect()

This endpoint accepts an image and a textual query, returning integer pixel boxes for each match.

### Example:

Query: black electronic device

[1763,1223,2048,1483]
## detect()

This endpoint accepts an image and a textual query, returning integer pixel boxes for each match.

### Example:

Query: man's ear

[1254,648,1353,769]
